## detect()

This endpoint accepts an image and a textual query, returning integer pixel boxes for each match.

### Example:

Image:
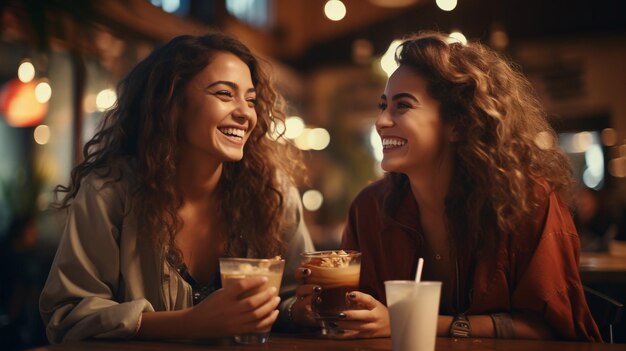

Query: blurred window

[226,0,272,29]
[559,131,605,190]
[150,0,190,16]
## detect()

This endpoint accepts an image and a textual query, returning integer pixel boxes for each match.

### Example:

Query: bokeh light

[381,39,402,77]
[285,116,305,139]
[324,0,346,21]
[34,124,50,145]
[307,128,331,150]
[35,81,52,103]
[448,31,467,45]
[302,189,324,211]
[18,60,35,83]
[96,88,117,111]
[436,0,457,11]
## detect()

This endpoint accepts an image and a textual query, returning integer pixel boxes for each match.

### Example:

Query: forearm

[436,312,553,339]
[136,309,198,340]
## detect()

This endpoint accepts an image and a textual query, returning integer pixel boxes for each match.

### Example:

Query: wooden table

[25,335,626,351]
[580,253,626,285]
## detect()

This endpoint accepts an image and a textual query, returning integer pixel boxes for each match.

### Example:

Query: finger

[348,291,378,310]
[339,309,377,322]
[296,284,321,298]
[294,267,311,283]
[247,296,281,322]
[243,309,280,332]
[292,298,318,326]
[239,286,278,312]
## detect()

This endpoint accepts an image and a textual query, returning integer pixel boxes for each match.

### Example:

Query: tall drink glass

[300,250,361,336]
[385,281,442,351]
[219,257,285,344]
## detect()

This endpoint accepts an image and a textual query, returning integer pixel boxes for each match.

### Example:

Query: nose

[375,108,393,132]
[233,98,255,122]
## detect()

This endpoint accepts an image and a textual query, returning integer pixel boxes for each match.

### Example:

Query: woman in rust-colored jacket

[292,31,601,341]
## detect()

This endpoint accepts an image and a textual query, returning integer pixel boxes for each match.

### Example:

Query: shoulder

[345,178,387,219]
[351,178,386,209]
[78,158,137,206]
[515,179,577,250]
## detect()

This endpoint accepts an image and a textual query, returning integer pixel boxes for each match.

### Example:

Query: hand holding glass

[300,250,361,336]
[219,257,285,344]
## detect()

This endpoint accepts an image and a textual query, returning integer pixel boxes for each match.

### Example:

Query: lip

[218,125,248,132]
[382,145,405,154]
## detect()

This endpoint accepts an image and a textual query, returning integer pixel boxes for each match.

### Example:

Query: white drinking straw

[414,257,424,283]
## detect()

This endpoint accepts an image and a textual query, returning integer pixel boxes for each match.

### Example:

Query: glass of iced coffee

[219,257,285,344]
[300,250,361,336]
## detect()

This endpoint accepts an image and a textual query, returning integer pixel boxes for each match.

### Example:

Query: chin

[380,159,398,172]
[224,152,245,162]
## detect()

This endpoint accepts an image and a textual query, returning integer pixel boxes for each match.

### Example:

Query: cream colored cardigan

[39,162,314,343]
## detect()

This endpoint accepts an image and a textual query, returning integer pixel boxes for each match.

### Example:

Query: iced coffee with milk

[300,250,361,336]
[219,257,285,344]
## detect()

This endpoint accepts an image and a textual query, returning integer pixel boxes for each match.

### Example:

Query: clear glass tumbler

[219,257,285,344]
[300,250,361,337]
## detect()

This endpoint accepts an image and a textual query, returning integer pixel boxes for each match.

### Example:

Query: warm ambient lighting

[0,79,48,128]
[324,0,346,21]
[380,39,402,77]
[18,60,35,83]
[448,31,467,45]
[601,128,617,146]
[285,116,305,139]
[368,0,417,7]
[302,189,324,211]
[436,0,457,11]
[35,80,52,103]
[370,125,383,162]
[96,88,117,111]
[307,128,331,150]
[34,124,51,145]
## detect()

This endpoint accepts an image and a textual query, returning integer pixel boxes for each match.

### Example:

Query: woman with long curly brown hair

[39,33,313,343]
[292,32,600,341]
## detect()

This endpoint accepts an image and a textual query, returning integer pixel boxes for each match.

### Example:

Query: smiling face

[376,65,455,176]
[179,51,257,163]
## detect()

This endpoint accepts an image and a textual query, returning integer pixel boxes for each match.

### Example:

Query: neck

[406,150,454,216]
[176,152,223,204]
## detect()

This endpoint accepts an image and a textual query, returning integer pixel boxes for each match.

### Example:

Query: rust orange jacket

[341,179,601,341]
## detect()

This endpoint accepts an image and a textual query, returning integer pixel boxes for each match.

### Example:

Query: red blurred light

[0,78,48,128]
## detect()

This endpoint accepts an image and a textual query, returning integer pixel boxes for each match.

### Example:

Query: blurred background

[1,0,626,348]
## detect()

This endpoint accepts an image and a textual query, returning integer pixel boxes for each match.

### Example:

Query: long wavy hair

[55,33,304,264]
[382,32,573,255]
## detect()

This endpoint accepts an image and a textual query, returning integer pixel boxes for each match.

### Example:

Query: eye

[246,98,257,108]
[214,90,234,98]
[378,102,387,111]
[397,101,412,109]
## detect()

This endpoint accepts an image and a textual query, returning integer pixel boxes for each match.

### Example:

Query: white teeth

[219,127,245,138]
[382,137,407,148]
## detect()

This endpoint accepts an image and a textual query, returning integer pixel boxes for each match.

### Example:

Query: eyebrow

[206,80,256,94]
[380,93,419,102]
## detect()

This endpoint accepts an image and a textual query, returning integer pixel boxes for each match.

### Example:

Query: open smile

[381,137,407,151]
[218,127,247,144]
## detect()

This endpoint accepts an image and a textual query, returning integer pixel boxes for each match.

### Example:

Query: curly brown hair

[383,32,573,254]
[55,33,304,264]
